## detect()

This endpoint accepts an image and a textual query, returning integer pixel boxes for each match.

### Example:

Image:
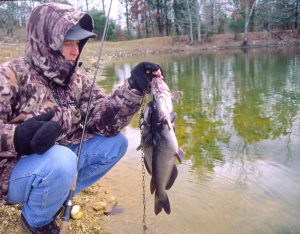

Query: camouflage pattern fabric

[0,3,142,204]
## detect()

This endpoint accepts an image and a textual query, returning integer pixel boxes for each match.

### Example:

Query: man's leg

[67,133,128,194]
[7,145,77,228]
[7,133,127,227]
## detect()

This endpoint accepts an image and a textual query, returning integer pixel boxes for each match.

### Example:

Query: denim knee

[115,133,128,157]
[7,145,78,210]
[45,145,77,188]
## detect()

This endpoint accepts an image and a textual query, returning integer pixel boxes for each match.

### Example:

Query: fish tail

[150,177,156,194]
[154,190,171,215]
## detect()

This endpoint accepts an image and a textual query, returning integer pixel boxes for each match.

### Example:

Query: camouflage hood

[25,2,94,86]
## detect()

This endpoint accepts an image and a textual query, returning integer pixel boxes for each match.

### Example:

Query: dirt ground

[0,182,116,234]
[0,31,299,234]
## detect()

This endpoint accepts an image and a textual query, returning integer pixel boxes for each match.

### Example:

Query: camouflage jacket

[0,3,142,204]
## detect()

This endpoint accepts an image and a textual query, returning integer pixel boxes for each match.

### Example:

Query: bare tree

[101,0,105,15]
[121,0,131,38]
[296,0,300,35]
[85,0,89,11]
[155,0,164,35]
[195,0,202,42]
[243,0,256,46]
[185,0,194,43]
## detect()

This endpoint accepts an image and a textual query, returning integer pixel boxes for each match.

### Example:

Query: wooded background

[0,0,300,45]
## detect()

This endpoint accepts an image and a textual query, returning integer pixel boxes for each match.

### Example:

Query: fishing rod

[59,1,113,233]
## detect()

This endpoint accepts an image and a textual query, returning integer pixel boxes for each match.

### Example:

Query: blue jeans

[7,134,128,228]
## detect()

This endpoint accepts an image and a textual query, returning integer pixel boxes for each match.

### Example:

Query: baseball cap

[65,23,96,40]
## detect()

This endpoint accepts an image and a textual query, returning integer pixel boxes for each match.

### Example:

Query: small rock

[109,196,118,206]
[71,205,83,220]
[2,220,8,226]
[93,201,107,211]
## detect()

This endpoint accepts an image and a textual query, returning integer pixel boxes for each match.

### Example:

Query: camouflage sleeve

[78,74,143,136]
[0,65,18,157]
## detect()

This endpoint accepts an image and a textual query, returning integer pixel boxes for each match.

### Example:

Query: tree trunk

[85,0,89,12]
[144,10,150,38]
[296,0,300,36]
[243,0,249,46]
[186,0,193,43]
[156,0,164,36]
[123,0,130,39]
[163,0,169,36]
[243,0,256,46]
[101,0,106,15]
[195,0,201,43]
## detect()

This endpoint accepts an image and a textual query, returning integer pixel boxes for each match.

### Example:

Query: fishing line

[59,1,113,233]
[77,0,112,186]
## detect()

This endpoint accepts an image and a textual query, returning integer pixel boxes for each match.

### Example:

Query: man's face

[62,40,80,62]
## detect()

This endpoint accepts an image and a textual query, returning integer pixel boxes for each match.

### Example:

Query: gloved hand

[14,111,61,155]
[128,62,162,93]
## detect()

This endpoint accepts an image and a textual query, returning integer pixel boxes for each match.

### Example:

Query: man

[0,2,162,233]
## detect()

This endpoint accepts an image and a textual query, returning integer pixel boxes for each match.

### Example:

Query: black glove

[128,62,161,93]
[14,111,61,155]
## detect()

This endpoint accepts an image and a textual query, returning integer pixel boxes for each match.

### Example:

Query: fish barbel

[138,76,183,215]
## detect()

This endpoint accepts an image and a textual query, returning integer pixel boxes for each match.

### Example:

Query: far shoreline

[0,32,300,233]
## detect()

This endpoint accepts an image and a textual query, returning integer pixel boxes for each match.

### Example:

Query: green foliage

[255,0,296,30]
[88,9,116,41]
[173,0,190,35]
[1,0,300,41]
[0,0,71,38]
[228,15,245,34]
[0,1,21,37]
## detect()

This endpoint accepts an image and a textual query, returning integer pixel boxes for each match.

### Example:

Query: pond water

[99,48,300,234]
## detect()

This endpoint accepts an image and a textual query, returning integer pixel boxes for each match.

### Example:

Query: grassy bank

[0,31,299,233]
[1,31,299,64]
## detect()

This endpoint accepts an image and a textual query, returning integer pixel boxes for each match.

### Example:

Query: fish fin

[144,134,153,145]
[154,200,162,215]
[170,112,177,123]
[166,119,172,130]
[171,91,183,102]
[150,177,156,194]
[166,166,178,190]
[137,135,152,151]
[176,148,185,163]
[155,191,171,215]
[136,144,142,151]
[137,129,153,151]
[144,158,152,175]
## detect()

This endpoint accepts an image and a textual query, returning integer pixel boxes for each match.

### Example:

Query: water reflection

[102,49,300,168]
[100,48,300,233]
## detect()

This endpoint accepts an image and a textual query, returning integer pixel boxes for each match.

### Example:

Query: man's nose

[71,45,79,53]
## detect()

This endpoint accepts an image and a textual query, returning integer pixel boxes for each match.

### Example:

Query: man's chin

[66,59,76,64]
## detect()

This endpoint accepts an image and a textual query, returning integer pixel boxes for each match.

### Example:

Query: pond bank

[100,31,300,61]
[0,31,300,233]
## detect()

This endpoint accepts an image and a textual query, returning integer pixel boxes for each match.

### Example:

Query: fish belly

[152,127,178,215]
